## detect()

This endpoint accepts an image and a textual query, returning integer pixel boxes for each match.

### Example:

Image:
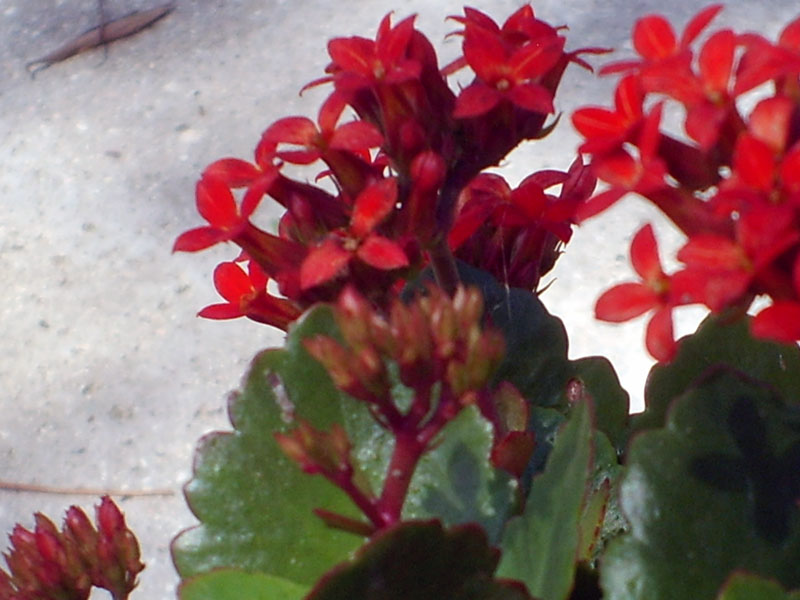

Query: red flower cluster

[275,285,531,534]
[175,6,603,329]
[0,497,143,600]
[573,5,800,360]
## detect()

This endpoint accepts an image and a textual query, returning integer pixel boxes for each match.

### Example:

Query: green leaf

[179,569,308,600]
[568,357,629,451]
[403,405,517,544]
[601,372,800,600]
[306,521,532,600]
[715,573,800,600]
[635,314,800,432]
[172,307,365,585]
[497,400,594,600]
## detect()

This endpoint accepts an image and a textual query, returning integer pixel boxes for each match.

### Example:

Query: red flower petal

[196,177,240,229]
[328,37,375,77]
[677,235,743,270]
[198,303,245,320]
[350,178,398,239]
[733,134,775,191]
[262,117,319,147]
[453,82,502,118]
[630,224,664,282]
[509,36,564,81]
[614,74,644,122]
[645,307,676,362]
[329,121,384,152]
[574,188,627,223]
[572,107,628,140]
[633,15,677,60]
[462,26,507,82]
[300,238,351,290]
[750,96,794,153]
[356,235,409,269]
[508,82,554,114]
[203,159,263,188]
[173,227,228,252]
[595,282,659,322]
[751,302,800,343]
[698,29,735,95]
[680,4,723,47]
[213,262,256,303]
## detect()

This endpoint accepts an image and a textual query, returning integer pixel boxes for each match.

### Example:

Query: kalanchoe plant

[4,4,800,600]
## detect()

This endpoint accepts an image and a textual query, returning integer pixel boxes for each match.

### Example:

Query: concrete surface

[1,1,797,597]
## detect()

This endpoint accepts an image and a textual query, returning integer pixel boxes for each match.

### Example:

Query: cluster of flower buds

[175,6,604,330]
[0,497,144,600]
[275,285,531,532]
[573,5,800,360]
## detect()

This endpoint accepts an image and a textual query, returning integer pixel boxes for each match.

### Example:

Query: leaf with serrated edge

[602,373,800,600]
[636,314,800,433]
[172,307,365,585]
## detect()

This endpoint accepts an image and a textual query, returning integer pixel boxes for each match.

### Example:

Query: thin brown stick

[26,2,176,76]
[0,479,174,497]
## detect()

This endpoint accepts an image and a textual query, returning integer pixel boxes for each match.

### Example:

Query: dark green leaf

[307,521,532,600]
[497,400,594,600]
[601,373,800,600]
[172,307,365,585]
[403,405,517,544]
[635,315,800,433]
[179,569,307,600]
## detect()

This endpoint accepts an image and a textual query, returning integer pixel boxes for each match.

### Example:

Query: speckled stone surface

[1,1,797,597]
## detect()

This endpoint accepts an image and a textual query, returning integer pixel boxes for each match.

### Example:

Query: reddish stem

[377,430,427,524]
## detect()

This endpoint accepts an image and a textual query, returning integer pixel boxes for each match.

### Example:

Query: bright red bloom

[300,178,408,290]
[261,93,384,166]
[320,13,421,92]
[595,224,678,361]
[600,4,723,74]
[572,75,644,155]
[199,261,302,330]
[451,11,564,118]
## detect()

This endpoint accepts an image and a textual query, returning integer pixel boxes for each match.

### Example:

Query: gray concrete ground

[1,1,797,597]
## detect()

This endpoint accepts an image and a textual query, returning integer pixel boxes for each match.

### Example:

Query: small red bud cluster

[0,497,144,600]
[276,285,531,533]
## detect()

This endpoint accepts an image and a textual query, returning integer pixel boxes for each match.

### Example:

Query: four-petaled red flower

[199,261,302,330]
[300,178,408,290]
[451,8,565,119]
[595,224,679,362]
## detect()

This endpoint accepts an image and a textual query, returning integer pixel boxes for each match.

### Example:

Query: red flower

[300,178,408,290]
[199,261,302,330]
[572,74,644,155]
[452,17,564,118]
[600,5,723,74]
[319,13,421,92]
[595,224,679,361]
[261,93,384,166]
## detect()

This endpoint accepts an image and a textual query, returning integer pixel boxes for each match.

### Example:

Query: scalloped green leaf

[497,400,594,600]
[306,521,532,600]
[179,569,307,600]
[716,573,800,600]
[602,372,800,600]
[636,315,800,432]
[172,306,365,586]
[403,405,517,544]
